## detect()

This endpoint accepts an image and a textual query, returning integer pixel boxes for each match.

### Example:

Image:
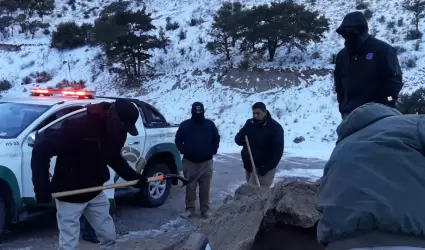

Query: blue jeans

[80,215,97,239]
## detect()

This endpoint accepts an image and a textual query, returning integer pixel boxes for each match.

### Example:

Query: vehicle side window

[35,106,85,130]
[43,112,86,134]
[144,105,166,123]
[138,107,147,124]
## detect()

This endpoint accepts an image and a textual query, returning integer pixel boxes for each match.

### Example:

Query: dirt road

[0,153,325,250]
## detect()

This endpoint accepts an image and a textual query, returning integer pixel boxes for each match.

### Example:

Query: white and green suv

[0,88,183,235]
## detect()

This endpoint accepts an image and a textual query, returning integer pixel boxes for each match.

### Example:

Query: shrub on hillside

[51,22,93,50]
[386,21,395,29]
[56,79,86,89]
[393,45,407,54]
[179,28,187,40]
[363,9,373,20]
[35,71,52,83]
[398,18,404,27]
[378,15,385,23]
[396,87,425,114]
[189,18,204,26]
[404,58,417,68]
[21,76,32,85]
[405,29,422,40]
[165,17,179,30]
[0,80,12,91]
[355,2,369,9]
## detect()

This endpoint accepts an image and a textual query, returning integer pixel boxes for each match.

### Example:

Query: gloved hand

[35,192,52,203]
[256,167,268,176]
[134,175,148,189]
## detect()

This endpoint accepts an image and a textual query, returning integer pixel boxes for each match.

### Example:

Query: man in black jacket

[31,99,146,250]
[175,102,220,219]
[334,11,403,118]
[234,102,284,187]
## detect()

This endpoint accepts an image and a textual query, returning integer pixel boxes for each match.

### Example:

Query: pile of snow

[0,0,423,159]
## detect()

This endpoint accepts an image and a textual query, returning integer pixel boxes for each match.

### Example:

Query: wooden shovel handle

[244,135,261,187]
[51,176,164,199]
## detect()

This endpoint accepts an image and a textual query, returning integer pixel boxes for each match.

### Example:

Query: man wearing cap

[31,99,146,250]
[175,102,220,219]
[334,11,403,118]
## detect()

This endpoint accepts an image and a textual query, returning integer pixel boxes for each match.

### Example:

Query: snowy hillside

[0,0,423,159]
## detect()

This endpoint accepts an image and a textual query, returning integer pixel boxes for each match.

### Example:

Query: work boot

[201,211,212,219]
[180,210,194,219]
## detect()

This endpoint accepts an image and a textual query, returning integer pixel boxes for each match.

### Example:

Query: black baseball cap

[114,99,139,136]
[191,102,204,114]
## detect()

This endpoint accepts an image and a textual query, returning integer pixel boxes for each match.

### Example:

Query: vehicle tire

[0,196,6,236]
[138,163,171,207]
[183,233,210,250]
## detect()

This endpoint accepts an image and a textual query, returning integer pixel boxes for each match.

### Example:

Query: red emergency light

[31,88,95,99]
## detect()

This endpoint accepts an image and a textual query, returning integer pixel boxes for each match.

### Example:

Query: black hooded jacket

[334,12,403,116]
[234,112,284,175]
[175,114,220,163]
[31,102,141,203]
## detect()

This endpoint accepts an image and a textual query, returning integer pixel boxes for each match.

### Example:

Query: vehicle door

[21,107,115,202]
[114,103,147,183]
[21,105,85,201]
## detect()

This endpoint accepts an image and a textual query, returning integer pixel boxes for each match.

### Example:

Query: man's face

[252,108,267,121]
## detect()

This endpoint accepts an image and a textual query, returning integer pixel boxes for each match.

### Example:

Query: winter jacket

[334,12,403,116]
[234,112,284,176]
[31,102,141,203]
[315,103,425,249]
[175,116,220,163]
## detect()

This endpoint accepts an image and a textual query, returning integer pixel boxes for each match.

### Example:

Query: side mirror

[27,131,38,147]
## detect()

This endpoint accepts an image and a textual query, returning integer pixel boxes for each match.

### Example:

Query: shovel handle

[245,135,261,187]
[51,176,164,199]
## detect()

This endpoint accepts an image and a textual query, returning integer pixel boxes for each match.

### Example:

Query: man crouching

[316,103,425,250]
[175,102,220,219]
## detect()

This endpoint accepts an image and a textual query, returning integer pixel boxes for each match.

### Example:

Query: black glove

[256,167,269,176]
[35,192,52,203]
[134,175,148,189]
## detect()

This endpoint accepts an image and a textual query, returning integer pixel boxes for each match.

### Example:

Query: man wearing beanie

[334,11,403,118]
[175,102,220,219]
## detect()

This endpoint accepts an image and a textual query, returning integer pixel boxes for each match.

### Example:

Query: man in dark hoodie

[316,102,425,250]
[234,102,284,187]
[31,99,146,250]
[175,102,220,219]
[334,11,403,118]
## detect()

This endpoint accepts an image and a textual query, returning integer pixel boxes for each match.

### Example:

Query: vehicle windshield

[0,102,50,138]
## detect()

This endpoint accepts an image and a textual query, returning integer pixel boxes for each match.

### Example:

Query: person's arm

[234,120,249,146]
[30,132,59,202]
[107,152,143,183]
[379,47,403,105]
[212,122,220,154]
[174,122,186,154]
[334,52,344,115]
[261,124,284,175]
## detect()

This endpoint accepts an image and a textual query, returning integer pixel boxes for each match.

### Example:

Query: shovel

[245,135,261,187]
[52,174,190,199]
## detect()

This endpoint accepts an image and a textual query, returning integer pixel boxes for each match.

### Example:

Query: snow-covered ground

[0,0,423,160]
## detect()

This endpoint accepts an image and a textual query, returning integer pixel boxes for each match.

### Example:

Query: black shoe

[82,235,100,244]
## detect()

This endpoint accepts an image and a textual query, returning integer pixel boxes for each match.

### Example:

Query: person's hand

[35,192,52,203]
[134,175,148,189]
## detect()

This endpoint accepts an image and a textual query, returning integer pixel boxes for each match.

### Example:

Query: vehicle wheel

[138,163,171,207]
[0,196,6,236]
[183,233,210,250]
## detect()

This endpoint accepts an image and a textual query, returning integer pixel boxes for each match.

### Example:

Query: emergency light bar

[31,88,95,98]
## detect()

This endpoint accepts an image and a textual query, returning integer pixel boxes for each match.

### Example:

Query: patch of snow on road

[275,168,323,181]
[118,218,190,241]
